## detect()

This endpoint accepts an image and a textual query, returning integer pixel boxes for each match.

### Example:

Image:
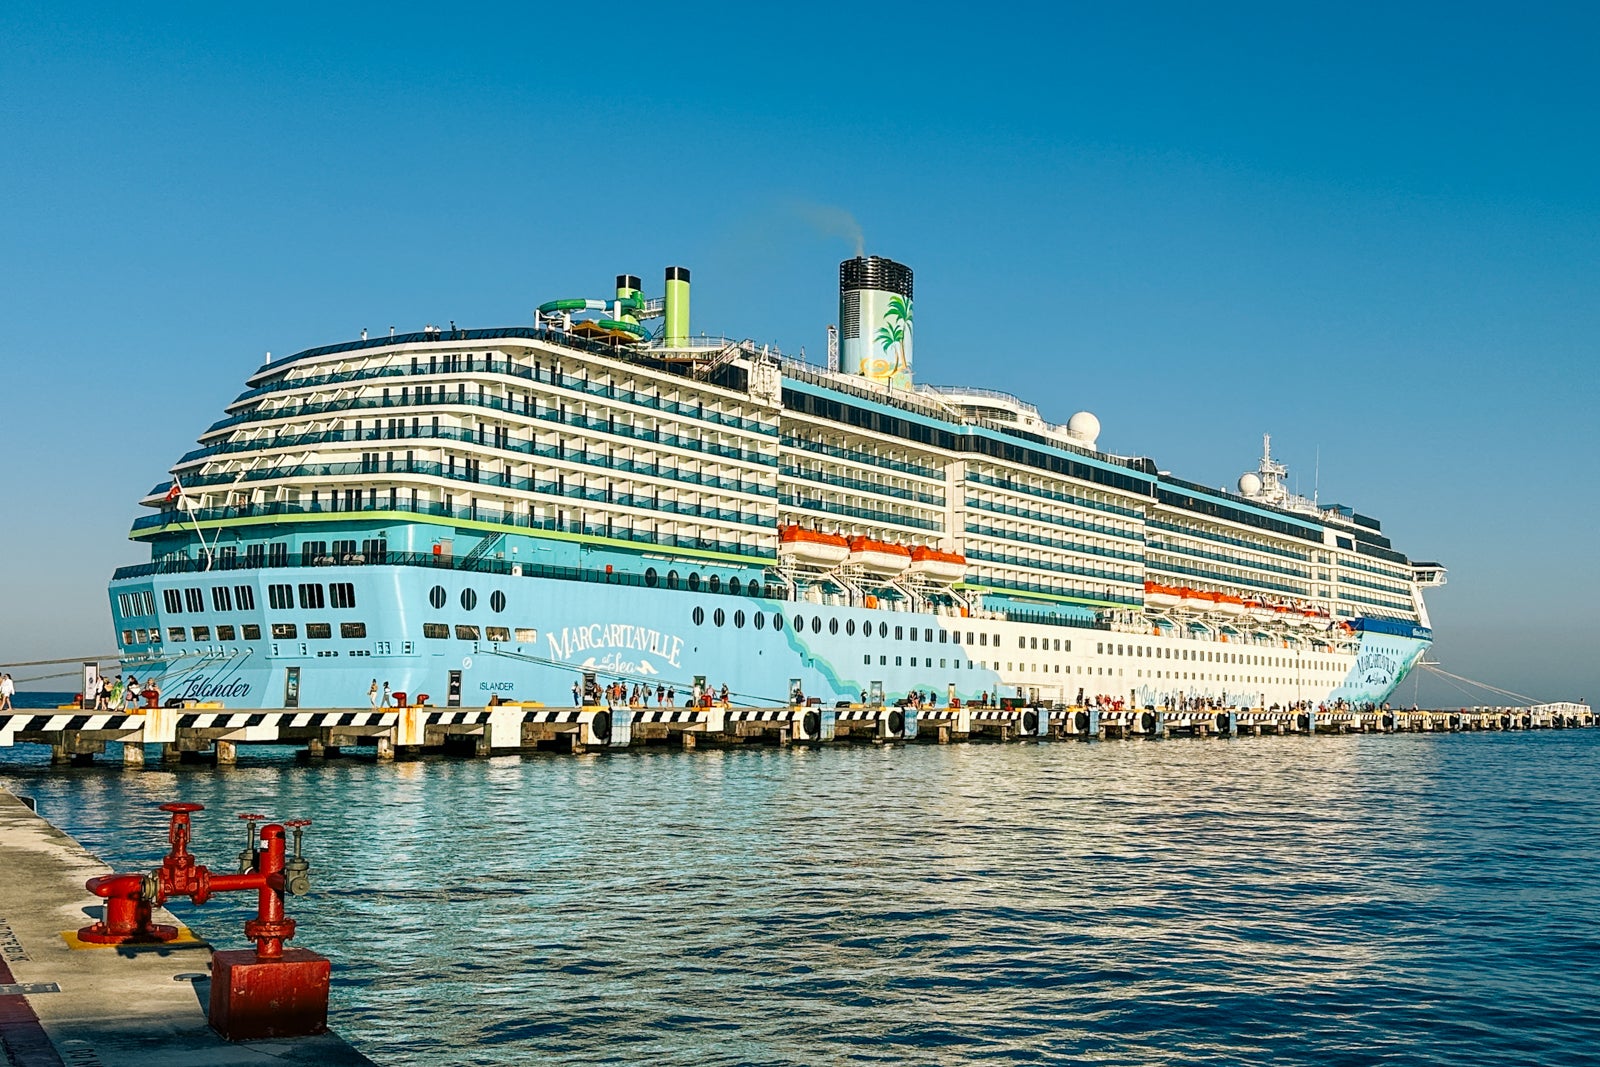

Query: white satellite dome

[1237,473,1263,497]
[1065,411,1100,447]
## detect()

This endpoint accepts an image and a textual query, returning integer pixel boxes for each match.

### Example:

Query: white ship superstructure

[108,257,1443,711]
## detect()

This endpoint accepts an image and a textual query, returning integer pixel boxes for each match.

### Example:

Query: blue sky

[1,3,1595,703]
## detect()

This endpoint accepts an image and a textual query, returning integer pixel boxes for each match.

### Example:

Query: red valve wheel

[160,802,205,813]
[284,819,312,828]
[237,812,268,821]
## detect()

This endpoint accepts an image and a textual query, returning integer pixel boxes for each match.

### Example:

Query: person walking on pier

[381,681,392,708]
[123,678,141,711]
[0,673,12,711]
[572,681,582,707]
[368,680,379,710]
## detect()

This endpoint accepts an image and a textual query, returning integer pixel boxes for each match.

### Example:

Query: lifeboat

[1215,594,1247,617]
[1143,581,1181,609]
[847,536,912,575]
[908,546,967,583]
[777,525,850,566]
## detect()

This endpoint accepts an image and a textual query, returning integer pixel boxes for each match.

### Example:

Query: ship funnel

[664,266,690,346]
[840,256,913,389]
[616,275,642,325]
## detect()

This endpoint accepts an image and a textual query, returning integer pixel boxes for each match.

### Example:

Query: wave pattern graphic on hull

[5,733,1597,1066]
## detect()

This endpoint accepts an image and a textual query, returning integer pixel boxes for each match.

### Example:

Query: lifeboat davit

[777,525,850,566]
[1143,581,1181,609]
[908,546,967,583]
[847,536,912,575]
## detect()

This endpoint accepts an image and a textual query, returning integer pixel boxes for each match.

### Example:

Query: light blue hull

[110,565,1427,711]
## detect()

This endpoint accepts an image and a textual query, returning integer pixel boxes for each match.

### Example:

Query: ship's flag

[164,482,182,503]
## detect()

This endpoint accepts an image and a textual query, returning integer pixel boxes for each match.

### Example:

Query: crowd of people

[83,675,159,710]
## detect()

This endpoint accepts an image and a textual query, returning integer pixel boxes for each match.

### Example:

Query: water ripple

[5,733,1600,1064]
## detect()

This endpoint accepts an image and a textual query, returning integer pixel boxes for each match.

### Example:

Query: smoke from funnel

[790,201,865,257]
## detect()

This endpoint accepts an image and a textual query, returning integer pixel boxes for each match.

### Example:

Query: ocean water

[3,730,1597,1066]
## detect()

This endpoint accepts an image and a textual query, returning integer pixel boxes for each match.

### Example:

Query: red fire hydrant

[80,802,330,1041]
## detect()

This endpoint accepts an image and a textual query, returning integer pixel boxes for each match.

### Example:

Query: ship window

[846,620,856,636]
[992,634,999,646]
[454,625,480,640]
[121,629,134,645]
[341,622,367,639]
[939,631,948,644]
[271,623,298,639]
[864,655,871,665]
[895,656,903,666]
[306,623,332,639]
[163,589,183,614]
[460,589,477,611]
[667,570,680,590]
[268,543,288,566]
[811,617,821,633]
[212,587,232,612]
[689,573,701,591]
[423,623,448,639]
[485,626,510,642]
[515,628,538,643]
[714,609,725,627]
[792,615,802,632]
[168,627,186,642]
[773,614,783,631]
[301,541,327,565]
[980,633,988,646]
[1031,637,1039,650]
[693,607,705,626]
[909,628,917,642]
[895,626,904,640]
[754,612,765,630]
[242,625,261,640]
[490,591,506,613]
[134,629,149,644]
[429,585,447,609]
[645,568,659,588]
[268,584,293,610]
[217,625,236,641]
[332,540,358,563]
[880,656,887,665]
[298,583,325,610]
[235,586,256,611]
[709,575,721,593]
[184,588,204,612]
[330,583,357,609]
[1018,637,1026,649]
[829,618,839,635]
[729,578,742,595]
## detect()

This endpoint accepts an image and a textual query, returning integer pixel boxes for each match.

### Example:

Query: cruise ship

[107,257,1445,712]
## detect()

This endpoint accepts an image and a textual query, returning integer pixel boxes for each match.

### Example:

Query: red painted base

[208,948,331,1041]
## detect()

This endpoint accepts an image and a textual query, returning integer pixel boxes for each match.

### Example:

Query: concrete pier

[0,701,1592,768]
[0,788,374,1066]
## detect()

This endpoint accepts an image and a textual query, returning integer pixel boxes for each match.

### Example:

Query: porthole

[460,589,477,611]
[668,570,680,589]
[646,567,659,588]
[693,607,705,626]
[754,612,765,630]
[846,619,856,636]
[709,575,721,593]
[689,572,701,591]
[729,577,742,595]
[428,585,447,609]
[792,615,802,632]
[489,591,506,613]
[829,618,839,635]
[811,617,821,634]
[774,614,785,631]
[714,608,725,627]
[734,610,745,628]
[879,622,888,638]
